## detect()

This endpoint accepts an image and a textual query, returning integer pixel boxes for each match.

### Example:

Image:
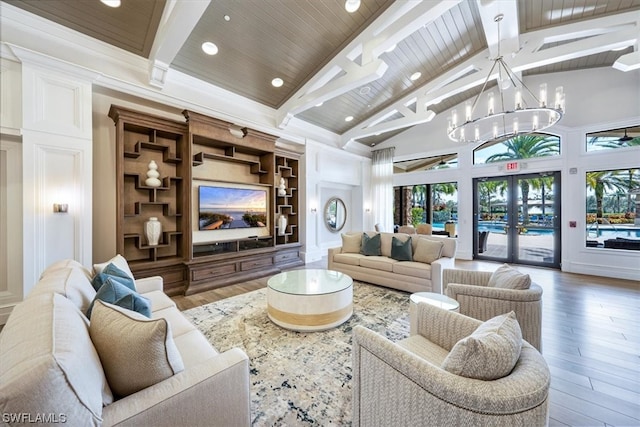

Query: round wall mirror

[325,197,347,232]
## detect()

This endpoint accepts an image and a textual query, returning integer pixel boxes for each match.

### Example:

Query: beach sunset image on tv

[198,186,267,230]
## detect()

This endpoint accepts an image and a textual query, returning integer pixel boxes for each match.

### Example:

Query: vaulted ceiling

[5,0,639,149]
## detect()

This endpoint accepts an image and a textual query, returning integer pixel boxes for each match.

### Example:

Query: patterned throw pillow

[441,311,523,380]
[91,263,136,292]
[86,277,151,319]
[413,238,444,264]
[360,233,382,256]
[391,236,413,261]
[488,264,532,290]
[89,300,184,398]
[341,233,362,253]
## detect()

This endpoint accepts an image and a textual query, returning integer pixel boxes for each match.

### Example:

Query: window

[586,126,640,152]
[474,133,560,164]
[585,168,639,249]
[393,182,458,230]
[393,154,457,173]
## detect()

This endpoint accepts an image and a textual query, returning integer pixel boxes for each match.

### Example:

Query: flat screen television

[198,185,268,230]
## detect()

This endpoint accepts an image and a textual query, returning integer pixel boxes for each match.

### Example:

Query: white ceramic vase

[277,177,287,196]
[145,217,162,246]
[145,160,162,187]
[277,215,287,236]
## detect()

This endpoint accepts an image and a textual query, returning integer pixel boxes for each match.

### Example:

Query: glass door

[474,172,561,268]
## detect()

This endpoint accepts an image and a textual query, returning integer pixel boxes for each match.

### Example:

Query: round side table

[409,292,460,335]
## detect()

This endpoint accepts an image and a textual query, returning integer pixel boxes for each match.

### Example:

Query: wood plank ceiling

[5,0,639,148]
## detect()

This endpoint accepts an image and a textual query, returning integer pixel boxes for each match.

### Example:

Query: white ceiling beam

[613,50,640,72]
[147,0,210,88]
[475,0,520,59]
[275,0,461,129]
[342,9,639,144]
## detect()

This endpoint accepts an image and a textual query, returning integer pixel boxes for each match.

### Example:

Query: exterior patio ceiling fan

[619,128,633,142]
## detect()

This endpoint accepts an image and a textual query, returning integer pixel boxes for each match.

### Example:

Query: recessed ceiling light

[359,86,371,95]
[100,0,121,7]
[201,42,218,55]
[272,78,284,88]
[345,0,361,13]
[410,72,422,81]
[224,15,231,22]
[345,116,354,122]
[315,102,324,107]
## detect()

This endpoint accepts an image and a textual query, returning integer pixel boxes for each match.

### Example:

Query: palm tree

[585,170,630,219]
[484,134,559,223]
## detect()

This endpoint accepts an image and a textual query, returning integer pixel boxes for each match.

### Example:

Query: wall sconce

[310,207,317,213]
[53,203,68,213]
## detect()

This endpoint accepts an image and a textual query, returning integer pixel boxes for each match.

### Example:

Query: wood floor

[172,259,640,427]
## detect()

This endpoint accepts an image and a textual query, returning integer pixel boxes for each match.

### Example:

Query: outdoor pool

[436,221,640,239]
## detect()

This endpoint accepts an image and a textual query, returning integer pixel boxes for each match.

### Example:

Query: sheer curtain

[371,147,395,232]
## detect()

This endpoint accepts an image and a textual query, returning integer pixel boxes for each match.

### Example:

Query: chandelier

[447,14,565,144]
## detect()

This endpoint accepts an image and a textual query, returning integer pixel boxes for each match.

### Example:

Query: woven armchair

[443,268,543,351]
[352,303,550,427]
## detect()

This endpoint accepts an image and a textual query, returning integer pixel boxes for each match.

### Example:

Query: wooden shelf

[192,151,268,174]
[124,231,183,249]
[124,141,181,163]
[124,173,182,190]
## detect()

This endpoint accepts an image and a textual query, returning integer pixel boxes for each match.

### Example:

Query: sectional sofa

[0,257,250,426]
[328,231,457,294]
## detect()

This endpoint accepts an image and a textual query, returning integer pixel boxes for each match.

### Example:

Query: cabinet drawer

[191,263,237,281]
[275,251,299,264]
[241,257,273,271]
[162,269,186,284]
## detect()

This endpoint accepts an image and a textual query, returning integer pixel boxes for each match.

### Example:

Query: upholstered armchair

[397,225,416,234]
[416,223,432,235]
[352,303,550,426]
[443,267,543,351]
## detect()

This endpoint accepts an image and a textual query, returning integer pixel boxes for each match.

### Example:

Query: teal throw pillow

[87,277,151,319]
[391,236,413,261]
[360,233,382,256]
[91,263,136,292]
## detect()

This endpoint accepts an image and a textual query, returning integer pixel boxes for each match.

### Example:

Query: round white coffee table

[409,292,460,334]
[267,269,353,332]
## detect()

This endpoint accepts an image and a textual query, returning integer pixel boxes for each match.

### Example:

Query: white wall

[302,141,371,262]
[380,67,640,281]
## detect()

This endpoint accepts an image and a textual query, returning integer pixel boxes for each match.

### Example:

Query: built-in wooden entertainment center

[109,106,303,296]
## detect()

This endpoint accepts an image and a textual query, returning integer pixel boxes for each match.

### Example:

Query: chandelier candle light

[447,14,565,144]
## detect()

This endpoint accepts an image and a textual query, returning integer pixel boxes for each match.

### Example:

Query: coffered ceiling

[4,0,639,149]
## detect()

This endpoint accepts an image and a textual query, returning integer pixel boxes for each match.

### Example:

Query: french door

[473,172,561,268]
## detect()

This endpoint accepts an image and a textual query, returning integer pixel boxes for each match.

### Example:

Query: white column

[10,45,97,295]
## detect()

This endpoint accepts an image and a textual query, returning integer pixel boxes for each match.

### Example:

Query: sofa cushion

[391,235,413,261]
[359,256,397,272]
[341,233,361,253]
[93,254,134,281]
[28,266,97,313]
[40,258,92,281]
[413,235,456,258]
[91,262,137,292]
[89,300,185,398]
[488,264,532,290]
[173,330,219,368]
[143,289,178,312]
[333,253,364,266]
[0,293,112,425]
[360,232,382,256]
[392,261,432,279]
[413,238,444,264]
[87,278,151,319]
[379,232,395,257]
[442,311,523,380]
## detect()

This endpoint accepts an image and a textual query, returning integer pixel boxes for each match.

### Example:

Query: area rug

[183,282,411,426]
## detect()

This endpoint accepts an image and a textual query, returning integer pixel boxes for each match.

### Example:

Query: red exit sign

[506,161,520,172]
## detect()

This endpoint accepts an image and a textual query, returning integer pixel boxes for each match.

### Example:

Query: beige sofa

[0,259,250,427]
[328,232,457,293]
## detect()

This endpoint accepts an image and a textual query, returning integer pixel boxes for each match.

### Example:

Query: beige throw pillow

[89,300,184,398]
[93,254,135,281]
[442,311,523,380]
[341,233,361,253]
[413,238,444,264]
[488,263,532,290]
